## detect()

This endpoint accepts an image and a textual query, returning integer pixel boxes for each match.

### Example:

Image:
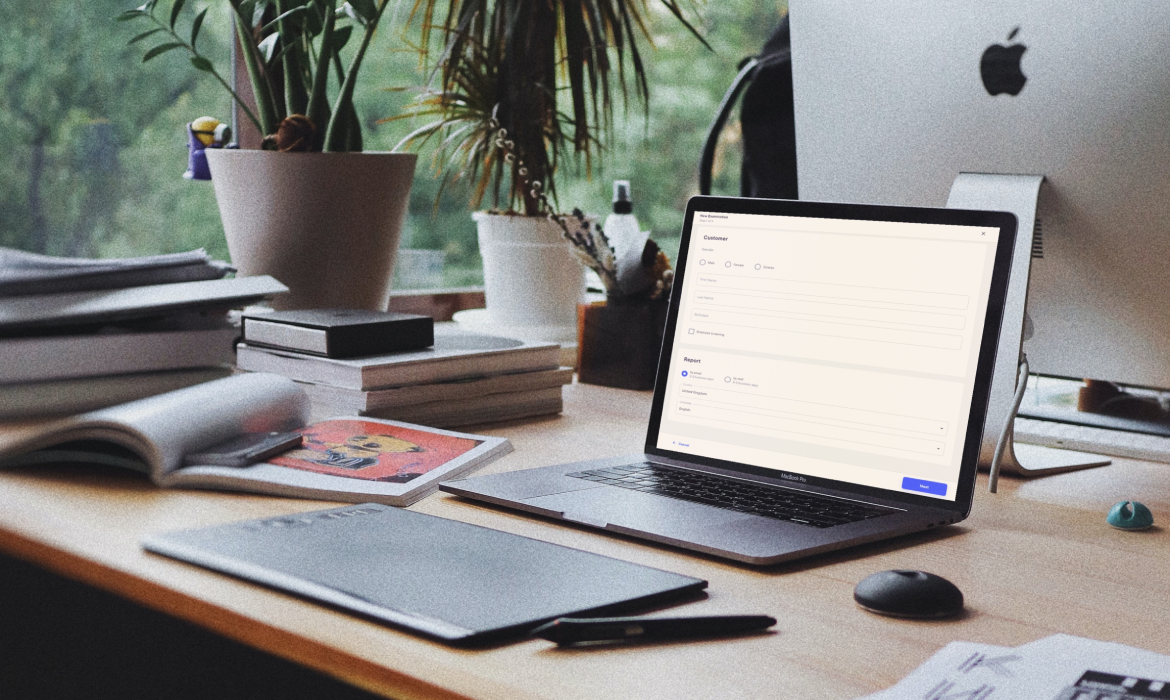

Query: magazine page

[0,374,309,480]
[859,634,1170,699]
[165,417,512,506]
[0,416,116,466]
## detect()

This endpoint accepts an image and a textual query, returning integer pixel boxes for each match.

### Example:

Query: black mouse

[853,570,964,618]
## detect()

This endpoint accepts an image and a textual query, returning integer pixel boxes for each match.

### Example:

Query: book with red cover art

[0,374,511,507]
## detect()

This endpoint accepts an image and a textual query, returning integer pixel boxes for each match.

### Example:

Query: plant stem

[276,0,309,116]
[206,62,265,135]
[305,0,335,149]
[149,13,266,134]
[322,0,390,152]
[229,2,281,135]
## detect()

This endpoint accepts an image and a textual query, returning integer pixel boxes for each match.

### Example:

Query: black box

[241,309,434,358]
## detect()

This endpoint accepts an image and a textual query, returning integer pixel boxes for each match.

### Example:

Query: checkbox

[688,328,695,334]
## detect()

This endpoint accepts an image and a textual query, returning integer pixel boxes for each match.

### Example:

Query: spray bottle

[605,180,651,296]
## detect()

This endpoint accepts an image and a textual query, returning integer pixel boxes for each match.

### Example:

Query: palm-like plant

[396,0,707,215]
[119,0,394,151]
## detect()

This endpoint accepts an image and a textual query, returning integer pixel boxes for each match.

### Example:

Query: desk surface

[1,381,1169,700]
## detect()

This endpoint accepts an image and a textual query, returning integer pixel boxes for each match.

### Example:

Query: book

[295,366,574,412]
[235,325,561,390]
[0,247,229,297]
[309,386,565,428]
[242,309,433,358]
[0,275,287,333]
[0,373,511,507]
[0,367,233,420]
[0,323,239,384]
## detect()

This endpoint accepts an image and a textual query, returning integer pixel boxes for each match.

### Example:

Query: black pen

[531,614,776,645]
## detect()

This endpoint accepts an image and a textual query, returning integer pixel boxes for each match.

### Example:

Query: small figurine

[184,116,232,180]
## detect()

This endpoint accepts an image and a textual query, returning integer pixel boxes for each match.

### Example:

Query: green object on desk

[1106,500,1154,530]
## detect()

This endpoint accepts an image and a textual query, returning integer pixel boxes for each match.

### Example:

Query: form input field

[677,384,948,436]
[695,275,969,310]
[676,401,945,456]
[693,291,966,330]
[689,309,964,350]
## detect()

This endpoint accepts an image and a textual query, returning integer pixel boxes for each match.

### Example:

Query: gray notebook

[142,504,707,646]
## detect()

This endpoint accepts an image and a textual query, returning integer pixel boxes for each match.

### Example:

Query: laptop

[441,196,1017,565]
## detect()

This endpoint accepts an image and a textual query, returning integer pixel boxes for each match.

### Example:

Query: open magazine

[0,373,511,506]
[860,634,1170,699]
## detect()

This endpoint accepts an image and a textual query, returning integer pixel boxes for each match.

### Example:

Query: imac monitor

[788,1,1170,390]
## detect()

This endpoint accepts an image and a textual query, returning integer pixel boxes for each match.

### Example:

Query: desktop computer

[787,0,1170,466]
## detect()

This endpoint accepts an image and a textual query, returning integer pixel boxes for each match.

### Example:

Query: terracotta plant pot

[206,150,416,311]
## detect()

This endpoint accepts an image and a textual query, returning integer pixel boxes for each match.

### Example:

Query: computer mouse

[853,570,964,619]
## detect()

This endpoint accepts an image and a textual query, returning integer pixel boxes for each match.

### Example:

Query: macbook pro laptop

[441,196,1017,564]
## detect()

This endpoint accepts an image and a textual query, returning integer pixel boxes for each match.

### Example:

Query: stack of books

[235,324,573,428]
[0,248,286,419]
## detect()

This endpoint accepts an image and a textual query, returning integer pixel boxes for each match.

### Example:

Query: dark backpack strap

[698,16,798,200]
[699,57,759,196]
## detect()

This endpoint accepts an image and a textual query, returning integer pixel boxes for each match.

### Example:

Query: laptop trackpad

[523,487,754,536]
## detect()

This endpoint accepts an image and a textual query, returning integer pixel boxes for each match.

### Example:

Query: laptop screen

[649,199,1012,504]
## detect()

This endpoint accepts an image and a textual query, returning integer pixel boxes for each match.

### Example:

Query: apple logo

[980,27,1027,96]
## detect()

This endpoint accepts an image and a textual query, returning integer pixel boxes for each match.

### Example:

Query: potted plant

[119,0,417,310]
[393,0,706,340]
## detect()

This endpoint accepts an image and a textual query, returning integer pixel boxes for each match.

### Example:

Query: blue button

[681,370,688,377]
[902,477,947,496]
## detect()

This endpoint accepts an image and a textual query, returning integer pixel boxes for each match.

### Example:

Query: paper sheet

[859,634,1170,699]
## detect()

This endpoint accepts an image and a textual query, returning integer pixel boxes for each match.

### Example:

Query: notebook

[142,503,706,645]
[441,195,1017,565]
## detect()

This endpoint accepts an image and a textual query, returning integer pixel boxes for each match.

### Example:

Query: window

[2,0,785,289]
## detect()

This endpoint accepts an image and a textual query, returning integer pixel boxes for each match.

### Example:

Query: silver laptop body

[442,197,1016,565]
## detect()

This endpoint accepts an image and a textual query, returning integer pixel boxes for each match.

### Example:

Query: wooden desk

[1,380,1168,700]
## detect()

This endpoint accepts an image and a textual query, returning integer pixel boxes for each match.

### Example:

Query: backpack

[698,16,798,200]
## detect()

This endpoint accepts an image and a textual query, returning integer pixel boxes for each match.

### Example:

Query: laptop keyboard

[566,463,896,528]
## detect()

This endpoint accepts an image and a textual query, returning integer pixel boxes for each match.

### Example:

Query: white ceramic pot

[206,150,416,310]
[472,212,586,333]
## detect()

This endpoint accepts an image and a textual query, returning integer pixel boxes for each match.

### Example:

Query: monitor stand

[946,173,1110,478]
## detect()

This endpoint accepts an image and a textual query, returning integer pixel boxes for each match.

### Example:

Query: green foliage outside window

[1,0,784,286]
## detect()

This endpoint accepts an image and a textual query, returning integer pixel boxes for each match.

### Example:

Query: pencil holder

[577,297,668,390]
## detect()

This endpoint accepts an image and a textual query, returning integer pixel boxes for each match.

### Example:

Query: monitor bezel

[643,195,1018,513]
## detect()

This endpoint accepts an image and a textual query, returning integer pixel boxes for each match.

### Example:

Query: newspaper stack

[860,634,1170,700]
[0,248,286,419]
[235,323,572,429]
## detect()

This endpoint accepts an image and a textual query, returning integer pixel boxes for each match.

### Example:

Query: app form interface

[657,212,1002,500]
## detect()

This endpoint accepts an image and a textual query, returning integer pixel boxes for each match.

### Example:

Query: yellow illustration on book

[284,433,423,471]
[269,419,483,483]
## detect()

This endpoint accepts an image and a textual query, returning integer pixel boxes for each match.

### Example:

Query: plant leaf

[228,0,247,28]
[169,0,187,29]
[257,33,280,62]
[332,24,353,50]
[259,6,308,34]
[347,0,376,24]
[143,42,186,62]
[301,1,322,35]
[117,9,146,21]
[190,7,208,47]
[235,1,255,25]
[190,56,214,72]
[128,28,163,44]
[252,1,268,28]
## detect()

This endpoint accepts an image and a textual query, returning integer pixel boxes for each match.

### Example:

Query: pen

[531,614,777,645]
